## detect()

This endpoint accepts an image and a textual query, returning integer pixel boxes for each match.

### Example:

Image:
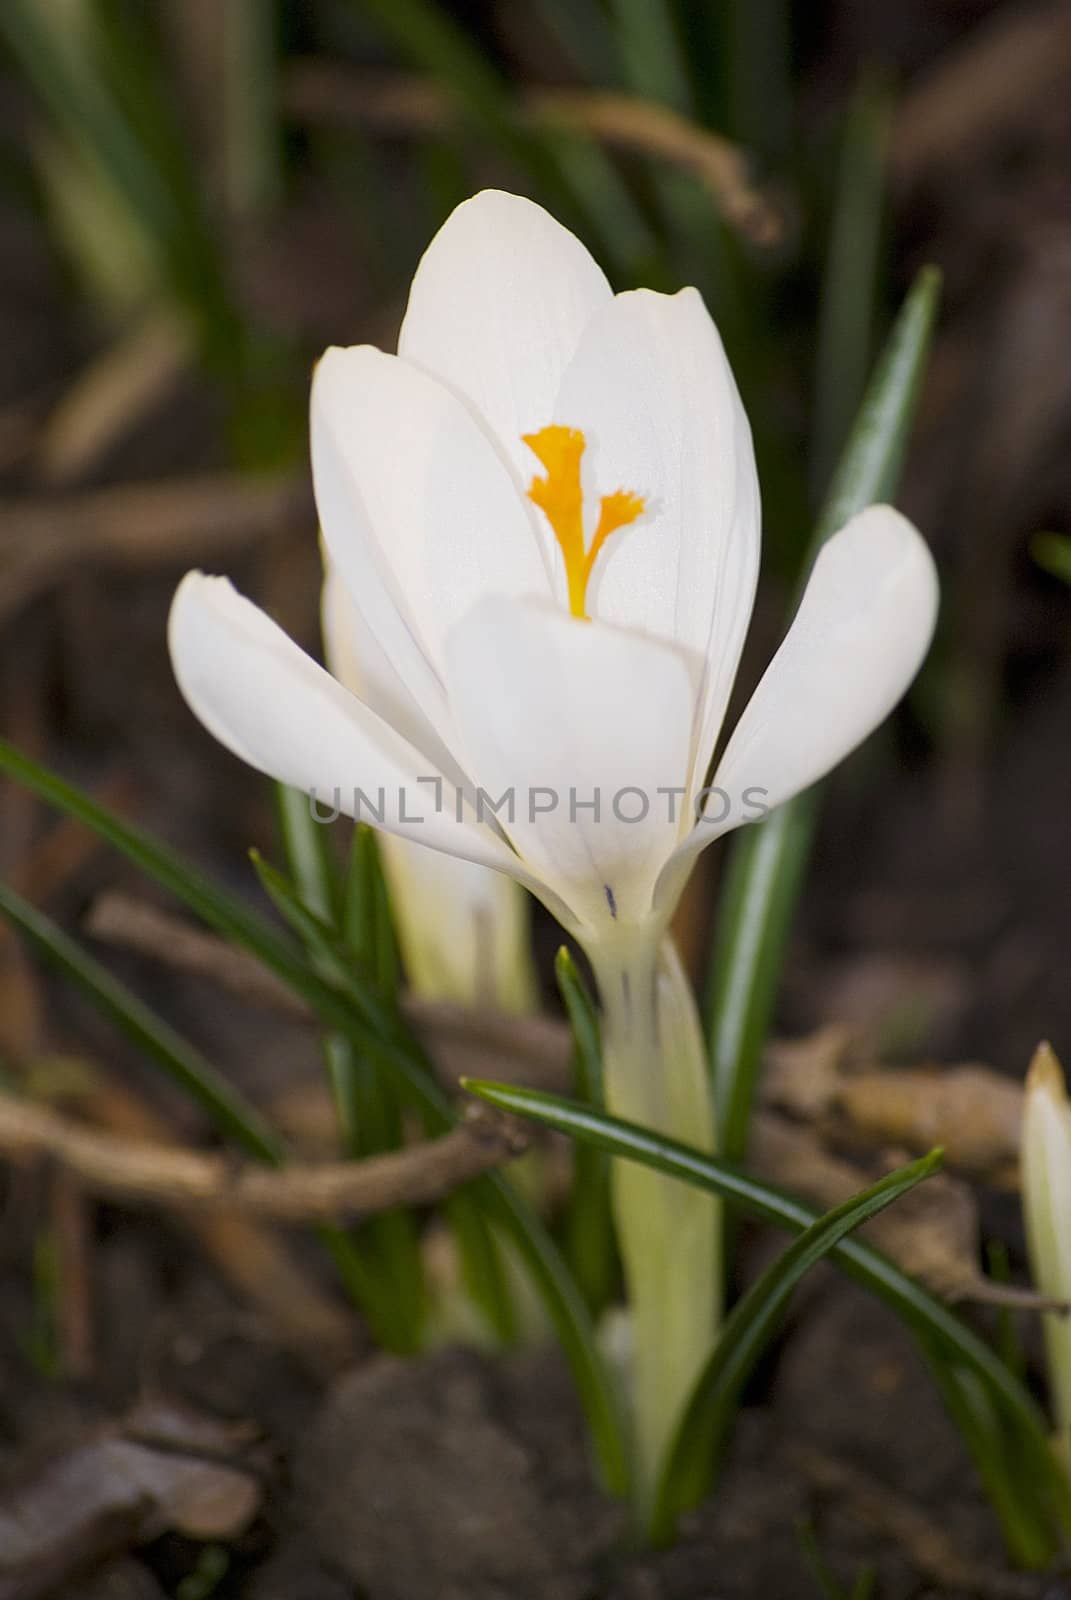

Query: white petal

[657,505,938,901]
[321,563,469,793]
[551,287,760,792]
[443,597,699,935]
[168,572,534,884]
[398,190,612,486]
[312,346,551,675]
[323,564,537,1007]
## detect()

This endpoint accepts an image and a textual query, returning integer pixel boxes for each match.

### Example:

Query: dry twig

[0,474,311,624]
[0,1093,525,1222]
[79,891,1055,1311]
[54,1072,356,1364]
[85,890,573,1090]
[283,62,785,247]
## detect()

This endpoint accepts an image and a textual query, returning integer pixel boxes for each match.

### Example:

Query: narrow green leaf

[341,825,379,969]
[651,1149,941,1541]
[814,267,942,558]
[609,0,691,114]
[463,1079,1071,1559]
[271,809,367,1152]
[252,847,514,1343]
[0,738,376,1028]
[0,0,242,374]
[0,742,626,1489]
[1032,531,1071,587]
[707,266,942,1163]
[556,947,616,1313]
[275,782,337,924]
[530,0,619,80]
[369,845,401,999]
[722,0,793,160]
[555,947,603,1107]
[811,76,891,495]
[348,0,590,245]
[275,793,426,1352]
[0,875,409,1342]
[0,877,282,1162]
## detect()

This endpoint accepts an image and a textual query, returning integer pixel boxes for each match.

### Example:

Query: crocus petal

[321,564,469,794]
[312,346,552,680]
[398,190,612,488]
[656,505,938,904]
[323,563,537,1007]
[443,597,699,935]
[552,286,760,783]
[169,572,535,884]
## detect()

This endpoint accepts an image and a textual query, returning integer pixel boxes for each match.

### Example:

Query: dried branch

[0,474,311,624]
[0,1094,526,1221]
[62,1071,355,1364]
[81,893,1058,1311]
[86,891,309,1019]
[85,890,573,1091]
[283,62,785,248]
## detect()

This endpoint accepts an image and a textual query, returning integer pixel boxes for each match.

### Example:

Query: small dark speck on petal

[604,884,617,919]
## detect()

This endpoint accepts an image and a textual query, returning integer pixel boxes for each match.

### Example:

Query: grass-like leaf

[463,1078,1071,1564]
[811,75,891,495]
[349,0,591,246]
[274,789,427,1351]
[556,947,616,1314]
[1033,532,1071,587]
[0,743,627,1489]
[0,0,241,372]
[650,1148,942,1542]
[707,264,942,1165]
[0,874,410,1340]
[0,877,282,1162]
[252,847,515,1344]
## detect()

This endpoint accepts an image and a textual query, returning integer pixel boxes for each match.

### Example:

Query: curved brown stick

[282,62,786,248]
[0,1095,525,1221]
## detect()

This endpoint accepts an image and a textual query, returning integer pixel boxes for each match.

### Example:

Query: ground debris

[765,1032,1024,1186]
[0,1401,264,1600]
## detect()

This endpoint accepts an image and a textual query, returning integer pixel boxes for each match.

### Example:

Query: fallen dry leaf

[0,1402,263,1600]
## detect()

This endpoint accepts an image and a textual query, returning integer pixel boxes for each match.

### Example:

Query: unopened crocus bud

[1022,1041,1071,1464]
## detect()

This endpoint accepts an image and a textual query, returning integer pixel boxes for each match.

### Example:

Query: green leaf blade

[464,1078,1071,1562]
[707,265,942,1163]
[0,877,282,1164]
[651,1148,942,1541]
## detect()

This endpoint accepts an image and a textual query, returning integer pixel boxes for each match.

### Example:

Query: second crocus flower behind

[322,565,537,1014]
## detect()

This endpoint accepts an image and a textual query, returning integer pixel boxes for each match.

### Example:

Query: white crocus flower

[321,565,537,1014]
[1022,1042,1071,1469]
[168,189,938,1504]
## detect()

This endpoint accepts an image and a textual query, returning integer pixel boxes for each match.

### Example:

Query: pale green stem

[589,928,721,1521]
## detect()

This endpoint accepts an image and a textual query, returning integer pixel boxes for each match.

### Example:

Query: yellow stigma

[523,425,645,619]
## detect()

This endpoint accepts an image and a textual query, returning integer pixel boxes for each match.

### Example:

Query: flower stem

[590,931,721,1525]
